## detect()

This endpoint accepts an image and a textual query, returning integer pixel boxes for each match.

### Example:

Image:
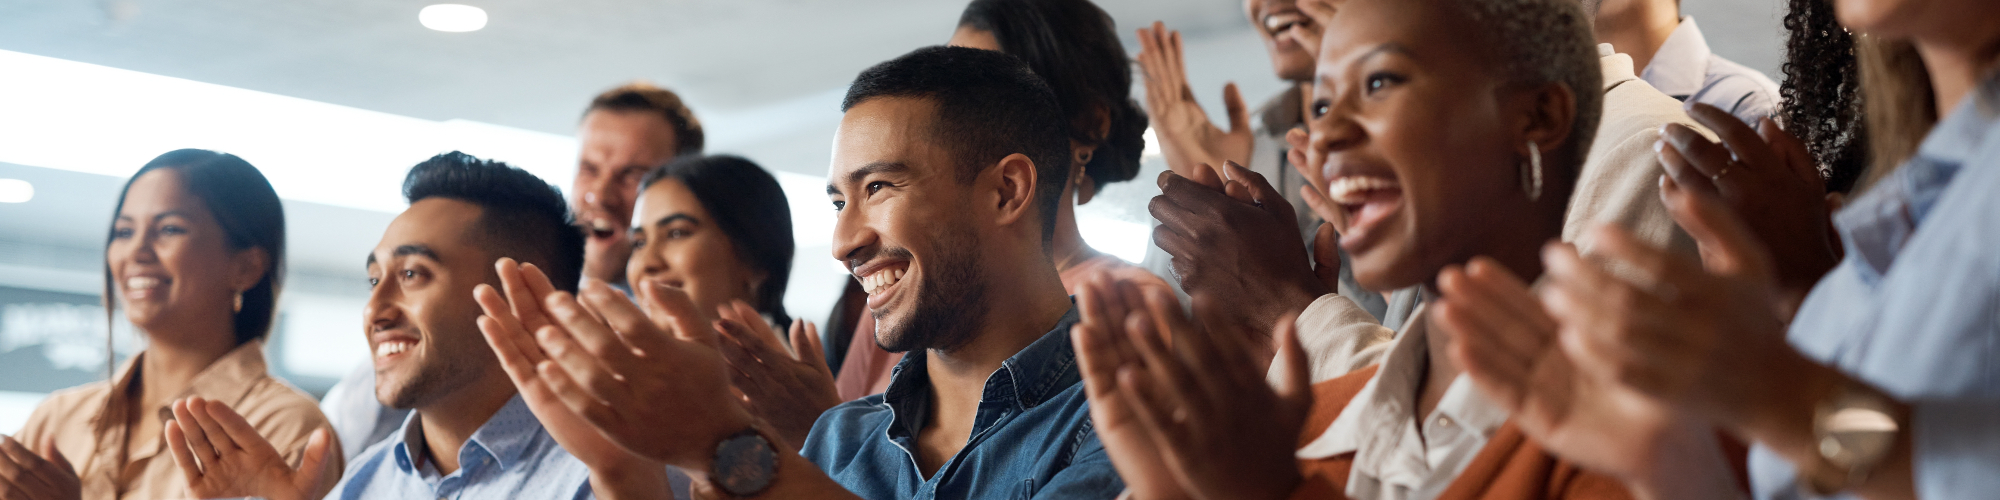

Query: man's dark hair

[841,45,1071,251]
[640,155,795,326]
[586,82,705,157]
[959,0,1148,189]
[403,151,585,292]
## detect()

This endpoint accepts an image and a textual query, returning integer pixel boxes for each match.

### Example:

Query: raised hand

[163,397,337,500]
[475,259,672,499]
[1655,102,1839,312]
[1150,162,1327,352]
[1137,21,1253,180]
[1096,285,1310,500]
[1071,277,1189,500]
[0,435,79,500]
[528,278,755,470]
[713,301,841,450]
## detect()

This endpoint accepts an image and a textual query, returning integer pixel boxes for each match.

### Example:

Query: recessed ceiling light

[419,4,487,32]
[0,178,32,203]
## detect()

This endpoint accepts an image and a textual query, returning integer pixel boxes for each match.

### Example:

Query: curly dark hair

[1778,0,1868,193]
[959,0,1148,190]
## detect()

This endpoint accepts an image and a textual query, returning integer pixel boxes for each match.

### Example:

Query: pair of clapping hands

[163,258,843,500]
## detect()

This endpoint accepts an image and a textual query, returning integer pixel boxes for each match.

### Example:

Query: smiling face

[828,97,993,353]
[364,198,505,410]
[1247,0,1319,81]
[626,178,765,318]
[1304,0,1542,291]
[575,109,682,284]
[107,169,261,344]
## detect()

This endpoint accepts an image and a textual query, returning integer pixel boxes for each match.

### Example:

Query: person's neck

[413,374,518,476]
[1596,3,1680,73]
[1914,34,2000,118]
[135,322,238,409]
[1414,232,1550,421]
[1050,193,1099,273]
[924,258,1073,417]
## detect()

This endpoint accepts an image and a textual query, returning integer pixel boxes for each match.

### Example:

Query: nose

[363,276,403,335]
[1311,100,1367,155]
[634,234,667,277]
[831,203,878,271]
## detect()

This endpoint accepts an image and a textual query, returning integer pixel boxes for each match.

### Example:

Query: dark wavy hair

[639,155,795,326]
[403,151,586,293]
[105,149,286,349]
[1778,0,1868,193]
[959,0,1148,190]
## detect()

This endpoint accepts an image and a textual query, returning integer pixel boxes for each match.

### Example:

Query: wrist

[1734,355,1842,464]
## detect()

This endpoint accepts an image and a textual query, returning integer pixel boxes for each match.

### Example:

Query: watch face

[715,431,777,496]
[1823,407,1898,466]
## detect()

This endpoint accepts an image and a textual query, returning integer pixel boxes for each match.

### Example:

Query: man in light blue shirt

[1592,0,1781,125]
[167,153,688,500]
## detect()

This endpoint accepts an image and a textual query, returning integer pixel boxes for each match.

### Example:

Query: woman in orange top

[6,150,338,500]
[1064,0,1711,498]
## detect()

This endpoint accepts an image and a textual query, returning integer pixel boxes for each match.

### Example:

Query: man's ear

[988,153,1041,230]
[229,247,270,294]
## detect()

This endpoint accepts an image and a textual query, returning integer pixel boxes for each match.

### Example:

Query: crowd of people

[0,0,1993,498]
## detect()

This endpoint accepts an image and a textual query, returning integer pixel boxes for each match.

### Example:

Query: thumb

[1312,222,1342,290]
[39,437,75,477]
[1660,174,1773,280]
[1272,315,1313,422]
[295,428,336,494]
[1223,82,1250,134]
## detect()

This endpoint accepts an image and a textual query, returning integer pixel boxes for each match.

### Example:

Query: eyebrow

[365,244,440,268]
[639,213,698,233]
[114,211,192,223]
[826,161,911,195]
[1319,42,1416,88]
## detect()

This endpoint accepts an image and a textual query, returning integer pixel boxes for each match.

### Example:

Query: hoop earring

[233,292,244,312]
[1521,140,1543,202]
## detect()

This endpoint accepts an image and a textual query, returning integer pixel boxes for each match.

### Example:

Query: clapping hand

[713,302,841,450]
[1655,103,1839,313]
[1137,21,1254,180]
[163,397,338,500]
[1073,278,1310,500]
[475,258,673,499]
[0,435,79,500]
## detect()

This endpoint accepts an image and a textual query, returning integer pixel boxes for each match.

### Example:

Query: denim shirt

[1751,72,2000,499]
[327,395,690,500]
[800,305,1123,499]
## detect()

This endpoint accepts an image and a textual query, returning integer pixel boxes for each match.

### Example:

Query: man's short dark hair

[841,45,1071,251]
[586,82,705,157]
[403,151,586,292]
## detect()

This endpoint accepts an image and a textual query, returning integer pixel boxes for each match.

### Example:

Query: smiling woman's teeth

[860,269,905,295]
[1327,177,1401,205]
[126,276,162,290]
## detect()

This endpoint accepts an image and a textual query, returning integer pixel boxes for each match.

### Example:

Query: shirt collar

[881,304,1083,435]
[1258,84,1306,135]
[1296,305,1507,460]
[1832,69,2000,282]
[391,395,542,475]
[1599,44,1640,92]
[1639,16,1712,98]
[100,340,272,431]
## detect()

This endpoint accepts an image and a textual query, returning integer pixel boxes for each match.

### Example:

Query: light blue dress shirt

[327,395,690,500]
[1753,70,2000,499]
[1639,16,1782,125]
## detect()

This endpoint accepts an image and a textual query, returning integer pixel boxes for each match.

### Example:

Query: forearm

[1625,425,1750,500]
[589,461,678,500]
[1735,359,1916,500]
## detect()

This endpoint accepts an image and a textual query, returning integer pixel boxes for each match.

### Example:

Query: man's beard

[875,224,989,354]
[378,327,487,410]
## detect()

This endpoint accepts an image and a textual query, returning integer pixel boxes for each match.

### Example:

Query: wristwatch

[1803,380,1902,495]
[711,428,778,497]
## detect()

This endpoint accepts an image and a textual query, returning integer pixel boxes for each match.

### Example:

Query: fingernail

[1653,139,1664,153]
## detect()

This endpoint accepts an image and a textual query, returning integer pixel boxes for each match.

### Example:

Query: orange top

[1288,366,1632,500]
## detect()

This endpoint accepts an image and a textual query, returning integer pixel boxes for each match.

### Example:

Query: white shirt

[1639,16,1782,125]
[1295,306,1511,500]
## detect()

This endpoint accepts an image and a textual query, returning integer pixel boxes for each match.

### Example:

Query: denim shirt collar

[880,304,1082,441]
[391,395,541,476]
[1833,71,2000,284]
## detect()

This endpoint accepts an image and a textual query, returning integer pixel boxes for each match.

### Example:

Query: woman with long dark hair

[6,149,337,500]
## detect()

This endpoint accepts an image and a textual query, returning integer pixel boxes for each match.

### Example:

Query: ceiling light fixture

[0,179,33,203]
[419,4,487,32]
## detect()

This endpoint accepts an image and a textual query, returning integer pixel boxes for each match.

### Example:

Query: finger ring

[1710,166,1731,183]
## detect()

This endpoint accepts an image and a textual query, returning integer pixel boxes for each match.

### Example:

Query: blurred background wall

[0,0,1787,432]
